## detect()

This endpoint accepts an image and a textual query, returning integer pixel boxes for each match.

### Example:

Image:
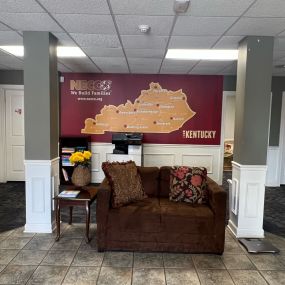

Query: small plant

[69,150,92,167]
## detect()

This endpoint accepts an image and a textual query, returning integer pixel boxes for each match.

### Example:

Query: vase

[71,165,91,187]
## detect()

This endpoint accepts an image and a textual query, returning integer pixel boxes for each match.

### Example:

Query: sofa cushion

[169,166,208,204]
[137,166,160,197]
[159,166,172,198]
[102,161,147,208]
[159,198,214,234]
[107,198,161,233]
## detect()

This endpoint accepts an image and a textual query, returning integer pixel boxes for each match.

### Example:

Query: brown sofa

[96,166,226,254]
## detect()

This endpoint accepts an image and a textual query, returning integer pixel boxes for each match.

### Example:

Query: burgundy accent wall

[60,73,223,145]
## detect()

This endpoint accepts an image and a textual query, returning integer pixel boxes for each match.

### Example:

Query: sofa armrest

[207,177,227,254]
[96,178,111,251]
[207,177,227,218]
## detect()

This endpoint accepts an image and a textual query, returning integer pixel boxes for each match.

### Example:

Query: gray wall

[0,70,23,85]
[223,75,236,91]
[224,75,285,146]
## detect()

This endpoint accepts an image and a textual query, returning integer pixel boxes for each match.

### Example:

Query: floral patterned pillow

[169,166,208,204]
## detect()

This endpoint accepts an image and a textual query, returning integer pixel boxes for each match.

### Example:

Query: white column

[24,157,59,233]
[228,161,267,238]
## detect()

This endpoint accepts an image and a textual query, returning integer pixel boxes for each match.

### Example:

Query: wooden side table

[53,186,98,243]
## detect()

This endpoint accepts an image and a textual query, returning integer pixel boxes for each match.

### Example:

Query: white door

[5,89,25,181]
[280,92,285,185]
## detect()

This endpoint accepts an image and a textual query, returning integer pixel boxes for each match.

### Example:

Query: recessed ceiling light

[0,45,86,58]
[0,46,24,56]
[57,46,86,57]
[166,49,238,60]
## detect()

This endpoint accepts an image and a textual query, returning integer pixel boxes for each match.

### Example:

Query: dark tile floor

[0,182,97,232]
[1,175,285,284]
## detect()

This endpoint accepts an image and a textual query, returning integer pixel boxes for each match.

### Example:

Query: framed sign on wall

[61,73,223,145]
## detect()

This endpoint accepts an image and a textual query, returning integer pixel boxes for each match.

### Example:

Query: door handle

[15,108,22,115]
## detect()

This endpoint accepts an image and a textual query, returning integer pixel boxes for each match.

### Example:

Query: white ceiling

[0,0,285,75]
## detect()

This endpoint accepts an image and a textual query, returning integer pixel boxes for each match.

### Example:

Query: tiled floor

[0,224,285,284]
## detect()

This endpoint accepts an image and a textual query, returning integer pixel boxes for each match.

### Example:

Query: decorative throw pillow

[169,166,208,204]
[102,160,147,208]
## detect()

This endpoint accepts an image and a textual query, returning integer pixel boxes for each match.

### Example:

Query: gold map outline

[81,82,196,135]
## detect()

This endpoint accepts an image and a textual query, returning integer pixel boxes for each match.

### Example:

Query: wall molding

[24,157,60,165]
[91,142,223,184]
[182,154,213,174]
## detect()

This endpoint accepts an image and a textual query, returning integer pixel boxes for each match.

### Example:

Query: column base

[227,220,264,238]
[24,158,59,233]
[25,221,56,233]
[228,161,266,238]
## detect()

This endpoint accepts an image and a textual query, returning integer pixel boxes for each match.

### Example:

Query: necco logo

[70,80,112,91]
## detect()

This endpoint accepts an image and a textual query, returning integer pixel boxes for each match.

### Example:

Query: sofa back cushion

[159,166,172,198]
[102,161,147,208]
[137,166,160,197]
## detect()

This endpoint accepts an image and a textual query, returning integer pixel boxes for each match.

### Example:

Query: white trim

[0,85,24,90]
[232,161,268,170]
[91,142,223,184]
[0,85,24,182]
[24,157,60,165]
[279,92,285,184]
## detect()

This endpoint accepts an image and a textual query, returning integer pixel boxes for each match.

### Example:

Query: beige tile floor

[0,224,285,284]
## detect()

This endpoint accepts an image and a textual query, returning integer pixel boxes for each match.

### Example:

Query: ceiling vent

[174,0,190,13]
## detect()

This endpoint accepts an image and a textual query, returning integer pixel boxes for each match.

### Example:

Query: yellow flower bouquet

[69,150,92,167]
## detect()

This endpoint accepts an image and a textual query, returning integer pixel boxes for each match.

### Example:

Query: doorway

[221,91,236,174]
[0,85,25,182]
[280,92,285,185]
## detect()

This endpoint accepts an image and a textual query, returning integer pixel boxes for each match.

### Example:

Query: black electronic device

[112,133,143,154]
